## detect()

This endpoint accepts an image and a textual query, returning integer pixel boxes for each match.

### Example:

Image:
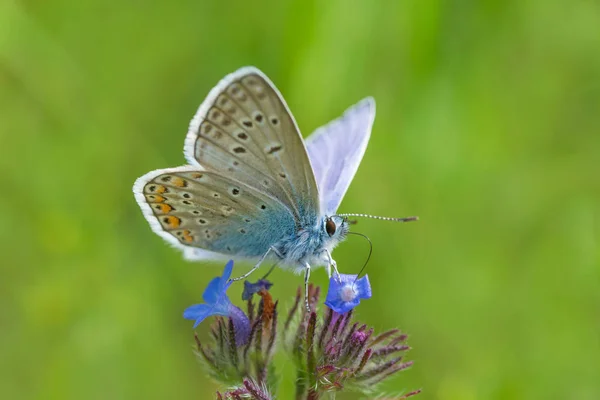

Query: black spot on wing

[267,145,282,155]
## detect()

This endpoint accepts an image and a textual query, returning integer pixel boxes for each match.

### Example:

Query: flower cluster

[284,284,419,398]
[183,261,419,399]
[185,261,278,396]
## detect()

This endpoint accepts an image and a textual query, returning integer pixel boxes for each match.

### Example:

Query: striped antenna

[337,213,419,223]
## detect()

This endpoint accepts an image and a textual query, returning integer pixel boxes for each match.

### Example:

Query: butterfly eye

[325,218,336,237]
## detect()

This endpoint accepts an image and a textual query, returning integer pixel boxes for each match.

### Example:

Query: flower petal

[183,304,212,327]
[202,276,223,304]
[338,274,357,286]
[326,275,344,294]
[325,296,357,314]
[202,260,234,304]
[228,304,252,345]
[324,273,372,314]
[221,260,234,285]
[354,275,372,299]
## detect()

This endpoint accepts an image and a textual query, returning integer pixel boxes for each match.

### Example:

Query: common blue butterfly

[133,67,416,306]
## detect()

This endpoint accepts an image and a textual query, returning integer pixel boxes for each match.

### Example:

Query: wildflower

[189,267,278,399]
[284,284,419,399]
[242,279,273,300]
[186,265,419,399]
[324,273,372,313]
[183,260,251,345]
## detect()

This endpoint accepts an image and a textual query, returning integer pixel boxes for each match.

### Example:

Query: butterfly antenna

[347,231,373,282]
[338,213,419,223]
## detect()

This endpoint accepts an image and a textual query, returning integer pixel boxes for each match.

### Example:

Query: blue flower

[242,279,273,300]
[183,260,251,344]
[324,274,372,314]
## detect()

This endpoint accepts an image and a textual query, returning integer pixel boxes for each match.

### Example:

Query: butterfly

[133,67,416,307]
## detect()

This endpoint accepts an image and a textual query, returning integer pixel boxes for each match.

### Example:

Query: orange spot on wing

[155,185,167,194]
[163,216,181,228]
[156,204,172,214]
[182,230,194,243]
[146,194,166,203]
[171,177,187,187]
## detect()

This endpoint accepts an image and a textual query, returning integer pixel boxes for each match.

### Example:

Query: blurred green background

[1,0,599,399]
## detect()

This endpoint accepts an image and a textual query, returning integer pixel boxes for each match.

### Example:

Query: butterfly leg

[229,247,278,282]
[303,262,312,311]
[324,249,341,281]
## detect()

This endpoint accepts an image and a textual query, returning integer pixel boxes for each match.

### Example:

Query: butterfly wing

[134,67,322,261]
[184,67,320,225]
[133,166,297,261]
[305,98,375,215]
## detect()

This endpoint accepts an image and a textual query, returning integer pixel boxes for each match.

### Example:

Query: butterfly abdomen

[213,206,297,258]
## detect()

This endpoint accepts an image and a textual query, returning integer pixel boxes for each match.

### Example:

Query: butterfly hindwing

[184,67,320,224]
[305,98,375,215]
[133,166,297,259]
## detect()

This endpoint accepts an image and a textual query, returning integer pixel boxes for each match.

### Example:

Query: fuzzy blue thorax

[274,215,348,272]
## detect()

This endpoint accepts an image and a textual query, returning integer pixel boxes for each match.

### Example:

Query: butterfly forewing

[185,68,320,225]
[138,167,296,258]
[305,98,375,215]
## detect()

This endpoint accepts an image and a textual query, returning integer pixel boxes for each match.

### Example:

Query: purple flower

[242,279,273,300]
[324,274,372,314]
[193,286,279,398]
[282,284,418,397]
[183,260,251,344]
